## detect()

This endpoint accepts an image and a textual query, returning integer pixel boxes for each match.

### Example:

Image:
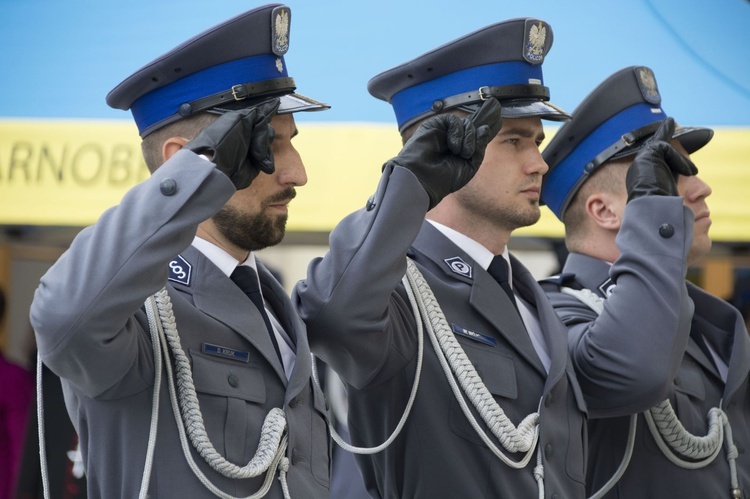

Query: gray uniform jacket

[30,150,330,499]
[542,196,750,498]
[295,165,587,499]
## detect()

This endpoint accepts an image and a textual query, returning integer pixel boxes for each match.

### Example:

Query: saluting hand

[184,98,281,190]
[625,117,699,202]
[386,98,502,210]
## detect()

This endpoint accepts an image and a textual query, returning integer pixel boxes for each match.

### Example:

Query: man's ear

[585,192,624,231]
[162,137,189,162]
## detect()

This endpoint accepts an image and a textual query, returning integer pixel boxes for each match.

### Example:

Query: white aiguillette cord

[560,286,740,499]
[313,258,545,498]
[140,288,290,499]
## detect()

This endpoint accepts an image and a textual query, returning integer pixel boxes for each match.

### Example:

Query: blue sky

[1,0,748,126]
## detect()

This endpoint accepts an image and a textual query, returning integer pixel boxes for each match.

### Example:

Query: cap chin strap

[177,77,297,118]
[399,83,552,133]
[559,286,741,499]
[586,121,662,172]
[557,121,664,218]
[313,258,544,498]
[435,83,550,113]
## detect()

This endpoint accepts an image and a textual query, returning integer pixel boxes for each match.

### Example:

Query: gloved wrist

[183,99,279,190]
[624,117,698,203]
[387,98,502,210]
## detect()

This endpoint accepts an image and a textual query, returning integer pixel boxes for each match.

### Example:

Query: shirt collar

[427,220,512,282]
[191,236,258,277]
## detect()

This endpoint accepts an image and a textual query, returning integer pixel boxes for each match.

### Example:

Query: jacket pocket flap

[191,350,266,403]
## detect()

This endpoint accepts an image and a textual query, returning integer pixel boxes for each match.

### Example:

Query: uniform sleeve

[294,165,429,389]
[30,150,235,398]
[561,196,695,418]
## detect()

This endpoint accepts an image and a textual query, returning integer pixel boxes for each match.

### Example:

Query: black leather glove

[386,98,502,210]
[184,98,280,190]
[625,117,699,202]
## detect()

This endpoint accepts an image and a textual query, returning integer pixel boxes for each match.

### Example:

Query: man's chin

[687,236,712,267]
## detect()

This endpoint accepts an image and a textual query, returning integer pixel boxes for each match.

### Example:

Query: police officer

[540,66,750,498]
[30,4,332,498]
[295,19,588,498]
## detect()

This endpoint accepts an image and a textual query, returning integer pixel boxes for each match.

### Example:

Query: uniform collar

[191,236,258,277]
[427,220,512,284]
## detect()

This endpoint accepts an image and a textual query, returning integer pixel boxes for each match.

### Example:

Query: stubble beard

[500,200,541,230]
[458,188,541,231]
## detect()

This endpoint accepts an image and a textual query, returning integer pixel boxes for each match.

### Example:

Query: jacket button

[544,394,554,407]
[227,374,239,388]
[160,178,177,196]
[291,448,301,465]
[289,396,300,408]
[659,223,674,238]
[545,444,553,458]
[365,195,376,211]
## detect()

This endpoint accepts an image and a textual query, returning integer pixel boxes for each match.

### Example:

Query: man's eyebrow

[497,126,545,141]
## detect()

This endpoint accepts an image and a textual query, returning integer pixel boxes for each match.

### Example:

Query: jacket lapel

[255,259,312,401]
[512,254,567,385]
[413,223,546,375]
[181,247,287,384]
[689,282,750,402]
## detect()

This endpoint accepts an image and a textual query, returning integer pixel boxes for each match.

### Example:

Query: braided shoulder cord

[143,288,291,499]
[560,286,740,498]
[406,259,541,457]
[311,259,544,496]
[405,259,545,496]
[310,262,426,454]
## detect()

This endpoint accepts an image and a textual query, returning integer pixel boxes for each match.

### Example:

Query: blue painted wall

[1,0,748,126]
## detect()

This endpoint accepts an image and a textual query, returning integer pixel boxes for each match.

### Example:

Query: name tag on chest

[451,324,496,347]
[202,343,250,363]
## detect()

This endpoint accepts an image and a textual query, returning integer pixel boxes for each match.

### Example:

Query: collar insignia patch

[168,255,192,286]
[444,256,473,279]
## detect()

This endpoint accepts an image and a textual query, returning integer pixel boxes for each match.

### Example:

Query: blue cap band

[389,61,543,129]
[543,102,666,218]
[131,53,288,135]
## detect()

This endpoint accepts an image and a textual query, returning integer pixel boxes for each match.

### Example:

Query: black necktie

[230,266,282,361]
[487,256,520,315]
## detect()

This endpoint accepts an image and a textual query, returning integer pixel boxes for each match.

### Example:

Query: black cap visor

[460,98,570,122]
[209,92,330,116]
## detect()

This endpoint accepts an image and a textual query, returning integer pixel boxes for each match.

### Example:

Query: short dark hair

[140,111,218,172]
[563,158,629,251]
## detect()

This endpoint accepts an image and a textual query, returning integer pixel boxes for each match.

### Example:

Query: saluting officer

[540,66,750,498]
[30,4,332,498]
[295,19,588,498]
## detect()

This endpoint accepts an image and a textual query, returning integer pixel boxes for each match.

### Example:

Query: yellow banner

[1,119,748,241]
[0,119,149,225]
